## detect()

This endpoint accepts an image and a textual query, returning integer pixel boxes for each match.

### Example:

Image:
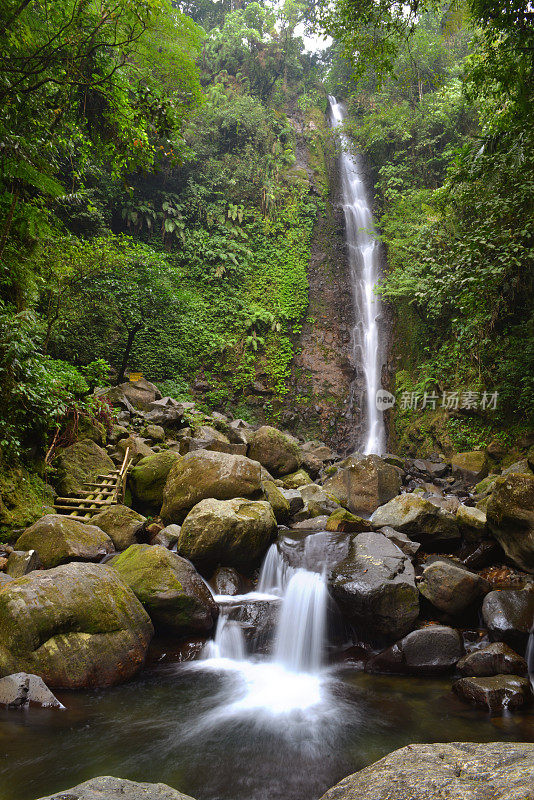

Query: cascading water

[203,614,246,660]
[257,543,295,594]
[274,570,327,673]
[329,95,386,455]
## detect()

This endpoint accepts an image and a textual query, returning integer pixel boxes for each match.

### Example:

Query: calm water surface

[1,659,533,800]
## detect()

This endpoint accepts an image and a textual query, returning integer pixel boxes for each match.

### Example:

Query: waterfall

[329,95,386,455]
[257,543,295,594]
[273,570,328,674]
[203,614,246,660]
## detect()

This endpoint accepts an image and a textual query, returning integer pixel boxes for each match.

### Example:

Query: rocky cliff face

[279,109,356,454]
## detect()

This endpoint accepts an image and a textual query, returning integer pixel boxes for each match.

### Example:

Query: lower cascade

[274,570,327,674]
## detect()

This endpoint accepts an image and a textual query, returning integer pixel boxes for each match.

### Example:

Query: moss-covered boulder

[117,435,154,465]
[370,494,460,548]
[161,450,262,523]
[0,562,153,687]
[0,460,55,537]
[177,498,276,571]
[487,473,534,572]
[91,505,145,551]
[110,544,217,634]
[130,451,182,510]
[323,455,401,514]
[451,451,488,483]
[247,426,301,476]
[283,469,313,489]
[54,439,115,497]
[77,415,106,445]
[262,480,291,523]
[325,509,370,533]
[456,504,487,541]
[15,514,114,568]
[297,483,341,518]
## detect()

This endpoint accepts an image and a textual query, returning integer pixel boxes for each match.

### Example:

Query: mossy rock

[325,509,370,533]
[262,480,291,523]
[161,450,262,524]
[0,562,153,688]
[110,544,217,634]
[177,498,276,572]
[451,451,489,483]
[91,505,146,551]
[487,473,534,572]
[283,469,313,489]
[247,426,301,477]
[0,460,54,539]
[54,439,115,497]
[15,514,114,568]
[130,451,182,510]
[77,415,106,446]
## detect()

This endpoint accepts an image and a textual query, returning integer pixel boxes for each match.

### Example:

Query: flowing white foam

[274,570,327,674]
[202,615,246,661]
[329,95,385,455]
[257,543,295,594]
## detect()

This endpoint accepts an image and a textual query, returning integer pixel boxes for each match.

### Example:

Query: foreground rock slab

[35,776,196,800]
[0,563,153,687]
[319,742,534,800]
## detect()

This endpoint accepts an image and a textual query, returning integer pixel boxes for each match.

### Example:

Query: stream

[2,530,534,800]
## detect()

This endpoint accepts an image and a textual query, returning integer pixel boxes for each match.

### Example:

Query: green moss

[0,459,54,540]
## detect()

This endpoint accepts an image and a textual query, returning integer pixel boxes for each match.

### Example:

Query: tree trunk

[116,323,143,384]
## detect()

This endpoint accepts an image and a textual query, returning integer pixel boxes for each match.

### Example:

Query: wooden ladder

[53,447,132,520]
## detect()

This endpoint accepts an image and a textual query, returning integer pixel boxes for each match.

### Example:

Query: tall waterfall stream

[329,96,386,455]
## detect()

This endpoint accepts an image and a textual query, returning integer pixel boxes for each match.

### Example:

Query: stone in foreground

[35,776,196,800]
[453,675,533,712]
[319,742,534,800]
[90,504,145,551]
[15,514,114,568]
[0,562,153,688]
[482,588,534,651]
[110,544,217,634]
[370,494,460,548]
[418,560,489,614]
[0,672,63,709]
[247,425,301,476]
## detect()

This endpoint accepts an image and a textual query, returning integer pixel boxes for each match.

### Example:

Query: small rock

[35,776,195,800]
[6,549,40,577]
[457,643,528,677]
[366,625,463,675]
[0,672,64,709]
[418,560,490,614]
[453,674,532,712]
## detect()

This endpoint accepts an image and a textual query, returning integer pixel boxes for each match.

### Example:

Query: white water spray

[203,614,246,661]
[274,570,327,674]
[329,95,386,455]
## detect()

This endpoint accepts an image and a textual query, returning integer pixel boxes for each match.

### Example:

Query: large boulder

[54,439,115,496]
[457,643,528,677]
[323,455,401,514]
[456,504,487,541]
[453,675,532,712]
[330,532,419,641]
[247,426,301,476]
[370,494,460,549]
[110,544,217,634]
[15,514,114,568]
[365,625,463,675]
[36,776,196,800]
[119,378,162,411]
[319,742,534,800]
[482,588,534,651]
[161,451,262,523]
[451,451,489,483]
[418,560,489,614]
[130,451,182,510]
[262,480,290,523]
[90,505,145,551]
[177,498,276,572]
[0,563,153,687]
[486,473,534,572]
[297,483,341,518]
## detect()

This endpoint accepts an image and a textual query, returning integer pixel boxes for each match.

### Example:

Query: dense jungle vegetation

[0,0,532,466]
